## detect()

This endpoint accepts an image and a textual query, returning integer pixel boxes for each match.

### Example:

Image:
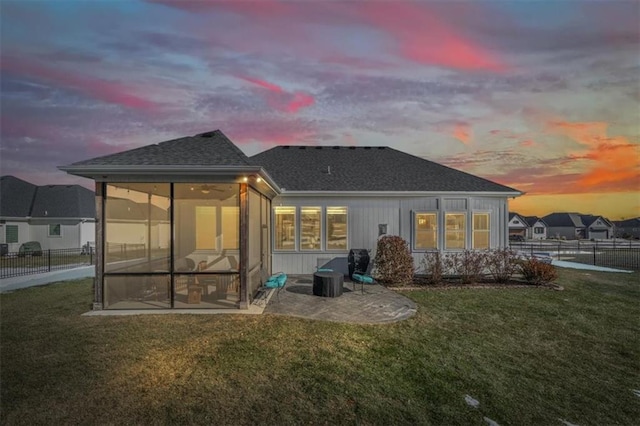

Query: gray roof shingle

[31,185,95,218]
[69,130,251,167]
[250,146,519,193]
[543,213,585,227]
[1,176,95,218]
[0,176,37,217]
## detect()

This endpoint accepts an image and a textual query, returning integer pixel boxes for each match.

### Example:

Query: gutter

[277,190,523,197]
[58,165,282,194]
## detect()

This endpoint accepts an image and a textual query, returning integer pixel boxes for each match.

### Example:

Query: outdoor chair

[256,271,288,305]
[351,262,374,294]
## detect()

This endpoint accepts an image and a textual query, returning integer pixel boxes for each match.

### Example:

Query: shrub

[442,250,488,284]
[519,258,558,285]
[419,251,444,284]
[373,235,414,285]
[485,248,519,283]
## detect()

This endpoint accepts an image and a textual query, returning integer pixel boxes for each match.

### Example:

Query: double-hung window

[301,207,321,250]
[326,207,347,250]
[472,213,490,249]
[414,213,437,249]
[445,213,466,249]
[274,207,296,250]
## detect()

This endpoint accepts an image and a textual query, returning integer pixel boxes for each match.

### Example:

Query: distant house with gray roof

[524,216,548,240]
[60,130,522,311]
[543,212,613,240]
[612,218,640,239]
[0,176,96,252]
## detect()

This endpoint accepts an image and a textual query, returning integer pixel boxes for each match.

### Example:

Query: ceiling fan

[196,184,226,194]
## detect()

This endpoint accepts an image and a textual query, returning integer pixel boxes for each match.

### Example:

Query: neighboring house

[524,216,548,240]
[508,212,529,238]
[60,130,521,311]
[543,212,613,240]
[612,218,640,239]
[0,176,96,252]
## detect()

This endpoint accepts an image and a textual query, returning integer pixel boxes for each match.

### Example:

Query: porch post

[239,183,249,309]
[93,182,104,310]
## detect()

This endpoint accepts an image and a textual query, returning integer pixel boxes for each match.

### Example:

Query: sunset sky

[1,0,638,220]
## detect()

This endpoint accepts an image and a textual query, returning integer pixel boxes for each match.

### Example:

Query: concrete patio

[263,275,418,324]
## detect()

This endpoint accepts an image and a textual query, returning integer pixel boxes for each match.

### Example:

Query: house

[60,130,521,310]
[543,212,613,240]
[0,176,96,252]
[524,216,548,240]
[508,212,529,239]
[612,218,640,239]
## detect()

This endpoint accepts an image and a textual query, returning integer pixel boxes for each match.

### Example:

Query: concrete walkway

[264,275,418,324]
[552,260,633,273]
[0,266,95,293]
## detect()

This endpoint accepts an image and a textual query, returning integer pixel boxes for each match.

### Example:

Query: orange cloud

[238,75,314,114]
[453,123,472,144]
[547,119,639,191]
[519,139,536,147]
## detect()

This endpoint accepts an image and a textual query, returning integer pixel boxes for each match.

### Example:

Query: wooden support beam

[93,182,104,310]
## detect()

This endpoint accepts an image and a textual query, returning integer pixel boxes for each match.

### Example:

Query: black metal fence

[510,241,640,271]
[0,248,95,279]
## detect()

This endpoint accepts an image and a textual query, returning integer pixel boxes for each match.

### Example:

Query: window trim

[48,223,62,238]
[6,224,18,243]
[326,206,348,252]
[413,211,438,251]
[472,212,490,249]
[444,212,467,250]
[273,206,297,252]
[300,206,322,251]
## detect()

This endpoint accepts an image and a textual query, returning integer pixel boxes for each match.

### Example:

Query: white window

[472,213,489,249]
[445,213,466,249]
[6,225,18,243]
[414,213,437,250]
[48,224,62,237]
[326,207,347,251]
[274,207,296,251]
[301,207,321,250]
[534,227,544,234]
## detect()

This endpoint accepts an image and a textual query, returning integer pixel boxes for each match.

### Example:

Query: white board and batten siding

[271,194,509,275]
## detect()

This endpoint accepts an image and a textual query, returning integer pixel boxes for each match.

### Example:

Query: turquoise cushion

[265,273,287,288]
[317,268,333,272]
[353,273,374,284]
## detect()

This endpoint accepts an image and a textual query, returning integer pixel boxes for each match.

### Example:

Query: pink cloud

[237,75,315,114]
[0,56,159,111]
[356,2,508,72]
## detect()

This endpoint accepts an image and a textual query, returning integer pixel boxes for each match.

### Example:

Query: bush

[373,236,414,285]
[419,251,444,284]
[519,258,558,285]
[485,248,519,283]
[442,250,487,284]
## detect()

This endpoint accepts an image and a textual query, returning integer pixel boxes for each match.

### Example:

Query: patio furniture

[313,271,343,297]
[351,273,374,294]
[256,271,288,304]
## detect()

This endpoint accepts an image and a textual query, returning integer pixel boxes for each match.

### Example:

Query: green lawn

[1,269,639,425]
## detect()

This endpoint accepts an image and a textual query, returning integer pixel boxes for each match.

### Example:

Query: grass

[1,269,639,425]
